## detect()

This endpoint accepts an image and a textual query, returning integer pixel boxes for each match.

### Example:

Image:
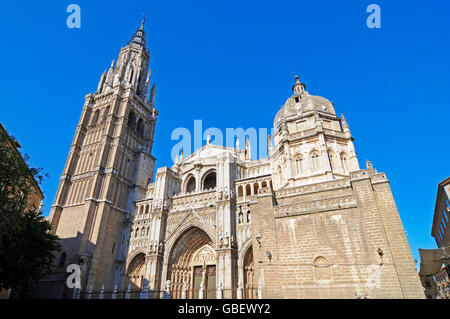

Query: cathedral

[36,21,424,299]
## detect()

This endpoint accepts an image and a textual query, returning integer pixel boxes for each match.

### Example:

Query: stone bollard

[111,285,117,299]
[87,286,93,299]
[163,280,171,299]
[140,283,148,299]
[148,285,153,299]
[125,284,131,299]
[98,285,104,299]
[237,281,243,299]
[217,282,223,299]
[257,283,262,299]
[72,287,80,299]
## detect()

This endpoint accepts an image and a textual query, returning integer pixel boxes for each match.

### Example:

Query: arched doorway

[127,253,146,293]
[167,227,216,299]
[243,245,256,299]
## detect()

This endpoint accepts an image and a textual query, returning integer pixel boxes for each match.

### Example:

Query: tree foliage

[0,127,60,291]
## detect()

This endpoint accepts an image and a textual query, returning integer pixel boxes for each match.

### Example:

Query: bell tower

[48,19,158,297]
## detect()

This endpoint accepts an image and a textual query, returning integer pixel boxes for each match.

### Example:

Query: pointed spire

[130,17,147,48]
[341,114,350,133]
[149,83,156,107]
[105,60,115,85]
[145,69,151,84]
[245,137,251,160]
[207,132,211,144]
[366,160,376,174]
[180,149,184,162]
[140,15,146,31]
[235,135,240,151]
[268,134,272,152]
[96,70,107,93]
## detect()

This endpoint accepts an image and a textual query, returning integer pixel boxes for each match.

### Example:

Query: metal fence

[73,284,262,300]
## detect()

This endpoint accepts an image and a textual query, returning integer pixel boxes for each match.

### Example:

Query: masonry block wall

[251,171,424,299]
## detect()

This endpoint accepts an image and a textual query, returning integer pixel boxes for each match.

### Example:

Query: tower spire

[140,15,146,30]
[130,17,147,48]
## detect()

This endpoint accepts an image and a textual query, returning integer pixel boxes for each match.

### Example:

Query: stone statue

[218,233,223,248]
[224,232,229,247]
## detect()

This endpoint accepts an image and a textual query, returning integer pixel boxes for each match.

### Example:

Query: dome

[273,86,336,129]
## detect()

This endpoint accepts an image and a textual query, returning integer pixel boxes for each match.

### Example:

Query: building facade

[432,177,450,248]
[418,177,450,299]
[42,22,424,299]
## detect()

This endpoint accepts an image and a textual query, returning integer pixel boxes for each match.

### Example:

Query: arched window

[102,106,110,122]
[253,183,259,195]
[238,186,244,197]
[129,67,134,84]
[185,175,196,193]
[137,73,144,95]
[311,151,320,172]
[145,205,149,214]
[314,256,331,281]
[137,118,145,136]
[329,152,339,171]
[135,227,139,238]
[340,153,349,172]
[202,171,217,190]
[91,110,100,125]
[262,181,268,188]
[247,211,251,223]
[295,155,304,175]
[127,111,137,129]
[245,184,251,196]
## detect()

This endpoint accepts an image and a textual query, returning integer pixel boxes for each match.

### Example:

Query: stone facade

[431,177,450,247]
[40,21,424,299]
[418,177,450,299]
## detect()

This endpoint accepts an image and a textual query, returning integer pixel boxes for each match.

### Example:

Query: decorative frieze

[273,194,357,217]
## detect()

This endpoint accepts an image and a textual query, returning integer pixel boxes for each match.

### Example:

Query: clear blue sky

[1,1,449,266]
